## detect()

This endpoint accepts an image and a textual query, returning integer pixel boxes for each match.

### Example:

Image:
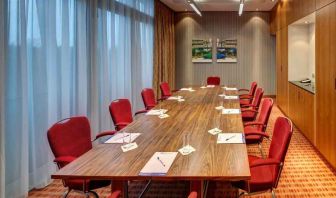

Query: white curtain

[0,0,154,197]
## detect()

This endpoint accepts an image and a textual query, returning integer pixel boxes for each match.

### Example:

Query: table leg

[190,180,206,198]
[111,180,128,198]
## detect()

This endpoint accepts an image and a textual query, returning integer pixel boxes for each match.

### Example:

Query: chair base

[63,188,99,198]
[238,188,276,198]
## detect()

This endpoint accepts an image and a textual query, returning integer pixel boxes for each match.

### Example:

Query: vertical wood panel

[175,12,276,95]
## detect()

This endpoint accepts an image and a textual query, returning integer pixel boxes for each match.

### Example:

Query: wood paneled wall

[271,0,336,168]
[175,12,276,95]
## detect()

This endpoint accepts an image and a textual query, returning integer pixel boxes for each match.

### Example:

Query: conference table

[52,86,251,197]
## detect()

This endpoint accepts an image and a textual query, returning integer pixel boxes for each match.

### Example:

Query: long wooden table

[52,86,250,197]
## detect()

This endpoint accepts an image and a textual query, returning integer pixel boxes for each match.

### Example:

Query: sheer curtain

[0,0,154,197]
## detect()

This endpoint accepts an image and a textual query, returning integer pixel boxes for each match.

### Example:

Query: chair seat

[65,179,111,191]
[240,99,251,106]
[232,155,275,193]
[244,126,263,144]
[242,111,256,122]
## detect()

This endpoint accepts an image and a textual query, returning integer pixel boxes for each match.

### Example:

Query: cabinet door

[316,2,336,167]
[280,27,289,115]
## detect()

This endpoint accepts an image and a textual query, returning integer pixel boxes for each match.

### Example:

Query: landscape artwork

[216,39,237,63]
[192,39,212,63]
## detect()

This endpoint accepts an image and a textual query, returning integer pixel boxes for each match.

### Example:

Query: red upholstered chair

[207,76,221,86]
[140,88,157,111]
[244,98,274,157]
[239,82,258,106]
[233,117,293,197]
[47,116,117,197]
[241,88,264,122]
[109,99,134,131]
[160,82,173,100]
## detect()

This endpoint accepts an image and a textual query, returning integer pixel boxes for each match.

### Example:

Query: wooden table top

[51,86,251,181]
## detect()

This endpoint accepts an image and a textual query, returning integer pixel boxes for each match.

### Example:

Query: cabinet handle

[335,78,336,90]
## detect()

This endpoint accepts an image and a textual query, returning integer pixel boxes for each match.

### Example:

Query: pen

[225,135,236,141]
[157,157,166,167]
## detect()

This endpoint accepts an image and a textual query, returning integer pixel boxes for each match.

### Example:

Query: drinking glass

[183,132,190,149]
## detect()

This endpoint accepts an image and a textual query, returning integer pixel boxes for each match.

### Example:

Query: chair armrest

[188,192,197,198]
[244,122,264,127]
[94,130,117,140]
[108,191,121,198]
[135,109,147,115]
[244,131,269,139]
[239,94,252,98]
[250,158,281,168]
[241,104,256,108]
[54,156,76,167]
[241,109,258,113]
[238,88,249,92]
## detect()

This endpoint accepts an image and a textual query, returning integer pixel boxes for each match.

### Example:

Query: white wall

[288,23,315,82]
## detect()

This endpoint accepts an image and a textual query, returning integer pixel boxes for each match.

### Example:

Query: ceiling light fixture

[187,0,202,16]
[239,0,245,16]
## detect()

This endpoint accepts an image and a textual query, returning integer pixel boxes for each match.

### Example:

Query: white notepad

[217,133,245,144]
[139,152,178,176]
[223,87,238,91]
[105,133,141,144]
[146,109,168,115]
[180,88,195,92]
[215,106,224,110]
[167,96,183,100]
[206,85,215,88]
[222,109,241,115]
[224,95,239,100]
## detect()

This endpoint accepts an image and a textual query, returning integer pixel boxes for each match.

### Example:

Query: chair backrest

[47,116,92,167]
[268,117,293,187]
[249,81,258,96]
[109,99,133,130]
[207,76,221,86]
[160,82,172,97]
[251,88,264,110]
[256,98,274,132]
[141,88,156,110]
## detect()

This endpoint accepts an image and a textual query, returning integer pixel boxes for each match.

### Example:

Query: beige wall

[175,12,276,95]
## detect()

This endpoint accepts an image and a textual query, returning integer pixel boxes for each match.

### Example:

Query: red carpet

[29,105,336,197]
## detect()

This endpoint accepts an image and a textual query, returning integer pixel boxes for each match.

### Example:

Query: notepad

[180,88,195,92]
[206,85,215,88]
[146,109,168,115]
[217,133,245,144]
[105,133,141,144]
[224,95,239,100]
[177,98,185,102]
[208,127,222,135]
[159,114,169,119]
[200,86,207,89]
[215,106,224,110]
[167,96,183,100]
[139,152,178,176]
[178,145,196,155]
[218,94,226,97]
[222,109,241,114]
[223,87,238,91]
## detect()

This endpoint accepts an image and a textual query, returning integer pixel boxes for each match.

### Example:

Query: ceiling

[160,0,278,12]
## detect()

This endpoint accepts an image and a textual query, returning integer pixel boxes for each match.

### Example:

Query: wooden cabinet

[276,28,289,115]
[316,0,335,10]
[316,2,336,168]
[288,83,315,143]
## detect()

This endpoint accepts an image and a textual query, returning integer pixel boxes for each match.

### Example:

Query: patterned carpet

[29,104,336,197]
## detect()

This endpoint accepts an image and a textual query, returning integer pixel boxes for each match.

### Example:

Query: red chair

[47,116,117,197]
[241,88,264,122]
[109,99,134,131]
[207,76,221,86]
[244,98,274,157]
[233,117,293,197]
[239,82,258,106]
[140,88,157,112]
[160,82,174,100]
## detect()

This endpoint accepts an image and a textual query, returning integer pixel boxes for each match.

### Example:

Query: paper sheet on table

[223,87,238,91]
[146,109,168,115]
[105,133,141,144]
[206,85,215,88]
[215,106,224,110]
[222,109,241,115]
[217,133,245,144]
[139,152,178,176]
[167,96,183,100]
[224,95,239,100]
[180,88,195,92]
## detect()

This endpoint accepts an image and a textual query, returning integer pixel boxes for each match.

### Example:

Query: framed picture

[192,39,212,63]
[216,39,237,63]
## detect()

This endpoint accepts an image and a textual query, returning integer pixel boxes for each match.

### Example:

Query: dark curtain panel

[153,0,175,98]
